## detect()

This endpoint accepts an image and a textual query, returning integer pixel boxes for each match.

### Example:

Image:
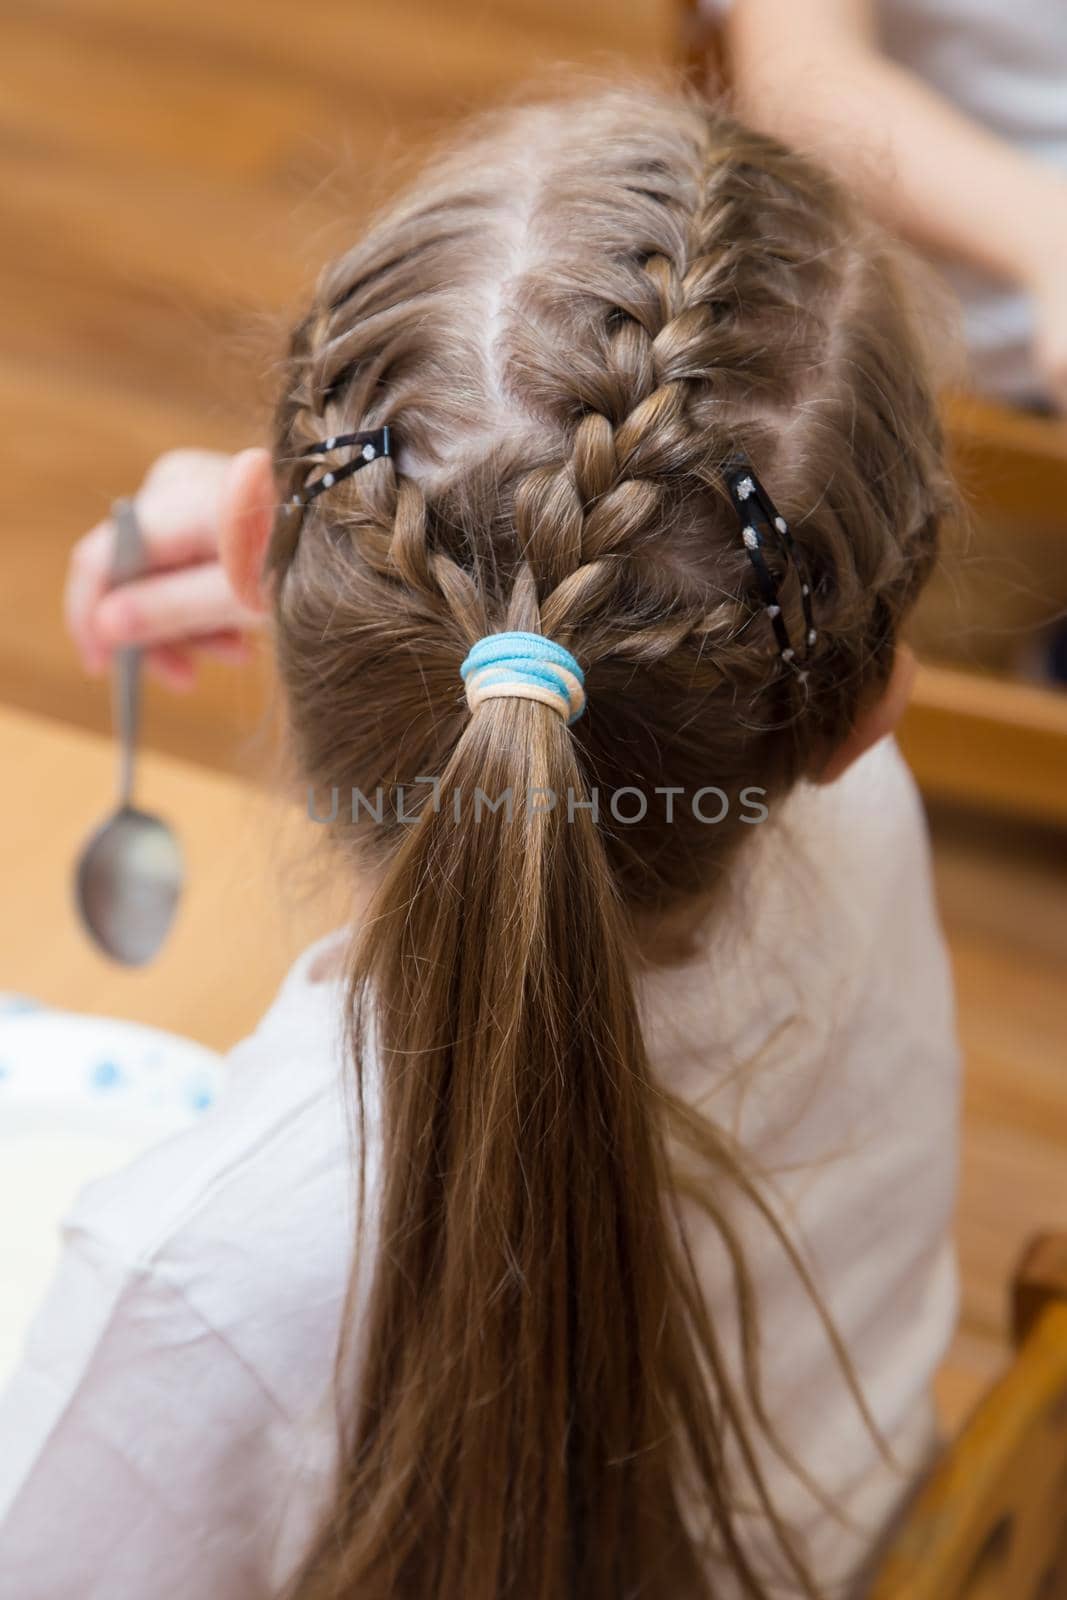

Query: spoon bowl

[75,804,183,966]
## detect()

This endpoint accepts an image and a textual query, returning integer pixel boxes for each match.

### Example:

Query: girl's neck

[632,889,720,970]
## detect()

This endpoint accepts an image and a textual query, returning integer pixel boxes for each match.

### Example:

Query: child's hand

[65,449,268,692]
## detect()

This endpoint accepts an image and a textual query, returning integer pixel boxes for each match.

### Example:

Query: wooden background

[0,0,672,771]
[0,0,1064,1436]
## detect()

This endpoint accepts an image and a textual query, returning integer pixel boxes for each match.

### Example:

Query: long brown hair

[266,76,952,1600]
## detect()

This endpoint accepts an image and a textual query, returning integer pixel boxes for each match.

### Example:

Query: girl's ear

[811,643,918,785]
[218,447,276,616]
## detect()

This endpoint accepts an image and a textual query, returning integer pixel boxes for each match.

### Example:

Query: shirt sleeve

[0,1224,287,1600]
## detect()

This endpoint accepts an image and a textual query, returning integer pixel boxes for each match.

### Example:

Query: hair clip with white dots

[724,455,817,674]
[287,426,391,511]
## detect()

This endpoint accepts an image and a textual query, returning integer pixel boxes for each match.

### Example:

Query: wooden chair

[674,1,1067,827]
[899,395,1067,828]
[869,1234,1067,1600]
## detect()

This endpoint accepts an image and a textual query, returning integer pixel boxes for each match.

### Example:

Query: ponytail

[288,671,838,1600]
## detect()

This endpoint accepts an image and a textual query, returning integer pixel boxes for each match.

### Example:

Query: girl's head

[224,78,950,1600]
[233,79,947,917]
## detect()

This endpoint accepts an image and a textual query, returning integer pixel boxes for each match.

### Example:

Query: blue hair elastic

[460,631,586,725]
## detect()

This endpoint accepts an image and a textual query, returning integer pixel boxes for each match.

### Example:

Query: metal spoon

[74,497,184,965]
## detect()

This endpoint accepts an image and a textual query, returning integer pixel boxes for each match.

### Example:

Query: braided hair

[269,78,952,1600]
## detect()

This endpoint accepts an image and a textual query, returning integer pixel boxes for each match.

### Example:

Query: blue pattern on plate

[89,1060,125,1091]
[0,999,221,1121]
[0,994,46,1017]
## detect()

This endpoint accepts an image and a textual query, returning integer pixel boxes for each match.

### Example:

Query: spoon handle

[110,498,146,809]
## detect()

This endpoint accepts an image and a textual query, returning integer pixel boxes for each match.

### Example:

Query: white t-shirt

[703,0,1067,403]
[0,737,961,1599]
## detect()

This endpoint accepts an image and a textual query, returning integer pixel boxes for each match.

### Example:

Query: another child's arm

[64,449,265,691]
[722,0,1067,407]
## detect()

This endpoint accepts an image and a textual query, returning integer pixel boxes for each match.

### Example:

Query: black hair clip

[724,455,817,676]
[287,426,391,511]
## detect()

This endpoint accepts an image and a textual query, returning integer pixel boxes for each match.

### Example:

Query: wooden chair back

[870,1235,1067,1600]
